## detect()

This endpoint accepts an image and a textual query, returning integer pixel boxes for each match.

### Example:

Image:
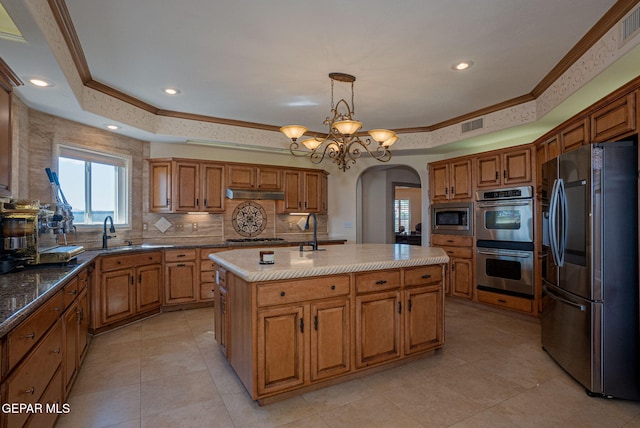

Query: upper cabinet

[149,159,225,213]
[560,117,589,153]
[227,164,282,190]
[475,146,532,189]
[0,72,12,197]
[277,169,327,214]
[590,92,636,143]
[429,159,472,202]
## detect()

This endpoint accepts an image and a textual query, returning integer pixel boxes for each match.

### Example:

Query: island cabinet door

[355,291,401,368]
[257,305,306,396]
[310,299,350,381]
[403,285,444,355]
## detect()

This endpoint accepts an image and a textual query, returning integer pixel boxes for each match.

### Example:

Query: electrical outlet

[192,222,198,232]
[143,223,148,231]
[176,223,184,231]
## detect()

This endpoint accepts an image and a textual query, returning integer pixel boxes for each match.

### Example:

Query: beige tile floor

[55,298,640,428]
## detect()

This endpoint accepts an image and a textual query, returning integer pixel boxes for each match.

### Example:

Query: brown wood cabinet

[149,159,225,213]
[214,266,230,357]
[560,117,589,153]
[164,249,198,305]
[95,252,162,329]
[199,248,223,302]
[429,159,472,202]
[0,78,11,197]
[591,92,636,143]
[476,146,532,188]
[277,169,327,214]
[227,164,282,190]
[431,234,473,299]
[403,266,444,355]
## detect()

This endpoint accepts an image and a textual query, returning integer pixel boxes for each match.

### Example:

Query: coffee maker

[0,198,40,272]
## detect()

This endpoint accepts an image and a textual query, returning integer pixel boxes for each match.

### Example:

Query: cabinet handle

[68,289,78,295]
[53,348,61,354]
[24,387,35,395]
[498,299,507,303]
[117,261,122,265]
[495,171,498,180]
[331,285,336,290]
[408,299,412,312]
[25,332,35,339]
[444,187,448,195]
[314,315,318,331]
[196,198,199,206]
[204,199,208,207]
[177,263,186,267]
[280,291,286,297]
[130,276,134,285]
[451,186,455,195]
[299,318,304,333]
[176,254,186,258]
[166,198,170,206]
[138,274,142,283]
[421,274,432,279]
[503,170,506,179]
[375,280,387,285]
[52,307,61,312]
[398,302,402,314]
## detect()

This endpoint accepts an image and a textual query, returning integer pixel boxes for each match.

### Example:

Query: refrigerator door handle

[549,179,561,267]
[543,284,585,311]
[557,178,567,267]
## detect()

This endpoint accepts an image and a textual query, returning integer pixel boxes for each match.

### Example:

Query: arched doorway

[356,165,423,244]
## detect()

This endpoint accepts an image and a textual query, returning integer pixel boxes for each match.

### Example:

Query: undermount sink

[139,244,174,248]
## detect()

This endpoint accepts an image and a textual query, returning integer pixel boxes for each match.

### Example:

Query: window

[394,199,410,233]
[57,146,130,227]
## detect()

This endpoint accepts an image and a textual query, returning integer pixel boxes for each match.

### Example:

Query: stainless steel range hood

[226,188,285,200]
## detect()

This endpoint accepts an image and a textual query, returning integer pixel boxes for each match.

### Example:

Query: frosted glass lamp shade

[280,125,308,140]
[301,138,323,150]
[368,129,395,143]
[381,134,398,147]
[333,120,362,135]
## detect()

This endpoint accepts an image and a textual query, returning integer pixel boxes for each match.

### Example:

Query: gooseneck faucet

[102,215,116,249]
[304,213,319,251]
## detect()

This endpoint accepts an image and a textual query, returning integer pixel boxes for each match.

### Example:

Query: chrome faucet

[102,215,116,249]
[304,213,319,251]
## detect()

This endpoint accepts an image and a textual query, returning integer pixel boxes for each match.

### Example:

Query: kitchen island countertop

[209,243,449,282]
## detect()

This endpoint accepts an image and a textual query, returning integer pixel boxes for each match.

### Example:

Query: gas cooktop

[226,238,286,243]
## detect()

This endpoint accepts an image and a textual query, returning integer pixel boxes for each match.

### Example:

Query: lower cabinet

[355,291,401,368]
[431,234,474,299]
[95,252,162,329]
[403,284,443,355]
[164,249,198,305]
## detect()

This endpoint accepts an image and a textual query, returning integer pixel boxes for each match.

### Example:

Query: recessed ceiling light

[163,88,181,95]
[29,78,54,87]
[105,124,120,130]
[452,61,474,71]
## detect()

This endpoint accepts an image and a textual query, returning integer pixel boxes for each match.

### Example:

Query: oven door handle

[543,284,585,311]
[477,250,532,258]
[477,200,531,208]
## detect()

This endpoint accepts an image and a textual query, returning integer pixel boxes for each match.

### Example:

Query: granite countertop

[0,239,348,336]
[210,243,449,282]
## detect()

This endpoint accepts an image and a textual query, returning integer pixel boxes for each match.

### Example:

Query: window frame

[55,144,132,230]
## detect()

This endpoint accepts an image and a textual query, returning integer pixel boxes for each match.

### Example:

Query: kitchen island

[209,244,449,404]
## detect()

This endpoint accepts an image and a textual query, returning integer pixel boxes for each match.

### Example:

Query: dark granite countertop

[0,239,347,336]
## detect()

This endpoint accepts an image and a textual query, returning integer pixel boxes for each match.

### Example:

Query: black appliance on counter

[541,140,640,400]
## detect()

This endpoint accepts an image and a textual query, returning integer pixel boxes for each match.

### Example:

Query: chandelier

[280,73,398,172]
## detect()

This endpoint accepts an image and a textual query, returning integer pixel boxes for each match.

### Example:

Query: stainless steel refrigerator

[541,140,640,400]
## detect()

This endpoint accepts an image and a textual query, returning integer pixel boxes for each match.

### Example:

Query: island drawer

[404,265,443,287]
[101,252,162,271]
[442,247,473,258]
[7,290,63,371]
[355,270,401,293]
[165,249,197,262]
[257,275,350,307]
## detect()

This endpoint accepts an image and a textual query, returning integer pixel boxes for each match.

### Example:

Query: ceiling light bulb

[163,88,180,95]
[453,61,474,71]
[29,78,51,87]
[106,124,120,130]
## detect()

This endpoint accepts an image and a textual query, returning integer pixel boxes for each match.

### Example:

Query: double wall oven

[475,186,534,299]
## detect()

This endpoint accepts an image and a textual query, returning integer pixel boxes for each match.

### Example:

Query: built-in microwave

[431,202,473,235]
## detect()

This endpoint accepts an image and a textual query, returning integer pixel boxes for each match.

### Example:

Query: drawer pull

[331,285,336,290]
[280,291,286,297]
[117,261,122,264]
[53,307,61,312]
[25,332,36,339]
[68,289,78,295]
[498,299,507,303]
[177,264,186,267]
[177,254,186,258]
[375,280,387,285]
[421,274,432,279]
[53,348,61,354]
[25,387,35,395]
[447,240,454,243]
